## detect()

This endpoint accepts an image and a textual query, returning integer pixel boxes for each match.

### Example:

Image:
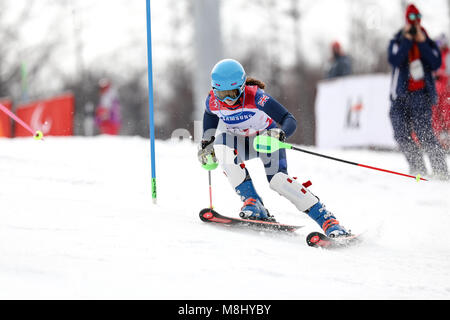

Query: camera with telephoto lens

[408,25,417,36]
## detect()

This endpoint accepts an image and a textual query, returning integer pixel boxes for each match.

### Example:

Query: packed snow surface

[0,136,449,299]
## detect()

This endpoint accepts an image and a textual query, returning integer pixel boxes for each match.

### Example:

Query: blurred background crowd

[0,0,448,148]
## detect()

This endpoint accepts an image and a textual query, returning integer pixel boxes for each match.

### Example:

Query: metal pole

[193,0,223,125]
[146,0,157,204]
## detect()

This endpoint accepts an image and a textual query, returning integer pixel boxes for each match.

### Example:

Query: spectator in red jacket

[95,78,121,135]
[433,33,450,149]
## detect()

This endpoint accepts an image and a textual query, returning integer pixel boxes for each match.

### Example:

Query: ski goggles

[408,13,421,21]
[213,84,245,102]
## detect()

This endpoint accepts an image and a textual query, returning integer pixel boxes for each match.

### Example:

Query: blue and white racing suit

[202,85,297,182]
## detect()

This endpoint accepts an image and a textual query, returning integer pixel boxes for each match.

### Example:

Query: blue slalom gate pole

[146,0,157,204]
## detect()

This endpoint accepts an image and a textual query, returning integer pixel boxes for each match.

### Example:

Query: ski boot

[236,180,275,222]
[306,202,349,238]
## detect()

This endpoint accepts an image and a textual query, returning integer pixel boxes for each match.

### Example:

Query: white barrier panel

[315,74,396,149]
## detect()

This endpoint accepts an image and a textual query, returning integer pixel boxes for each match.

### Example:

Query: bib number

[409,59,424,80]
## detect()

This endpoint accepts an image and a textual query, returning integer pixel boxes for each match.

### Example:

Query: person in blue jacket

[198,58,349,238]
[388,4,448,179]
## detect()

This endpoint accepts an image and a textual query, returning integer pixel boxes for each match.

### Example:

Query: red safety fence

[14,93,74,137]
[0,98,12,138]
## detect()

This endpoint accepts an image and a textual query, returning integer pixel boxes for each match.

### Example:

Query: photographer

[388,4,448,180]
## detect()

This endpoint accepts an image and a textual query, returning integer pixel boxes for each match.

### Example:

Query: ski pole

[208,170,213,209]
[253,135,427,182]
[0,103,44,140]
[201,154,218,209]
[146,0,157,204]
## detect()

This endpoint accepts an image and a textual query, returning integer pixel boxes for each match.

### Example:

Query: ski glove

[261,128,286,142]
[197,136,218,170]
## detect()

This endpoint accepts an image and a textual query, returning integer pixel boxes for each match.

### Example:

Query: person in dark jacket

[326,41,352,79]
[388,4,448,180]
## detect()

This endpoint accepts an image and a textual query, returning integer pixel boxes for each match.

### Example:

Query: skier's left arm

[256,90,297,139]
[418,37,442,71]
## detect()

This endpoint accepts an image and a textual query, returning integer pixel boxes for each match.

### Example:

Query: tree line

[0,0,411,145]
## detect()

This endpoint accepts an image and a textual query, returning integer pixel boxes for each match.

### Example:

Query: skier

[197,58,349,238]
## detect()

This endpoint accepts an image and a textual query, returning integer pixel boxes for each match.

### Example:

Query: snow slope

[0,136,449,299]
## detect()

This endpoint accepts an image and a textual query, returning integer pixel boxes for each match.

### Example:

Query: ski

[306,231,362,249]
[199,208,302,233]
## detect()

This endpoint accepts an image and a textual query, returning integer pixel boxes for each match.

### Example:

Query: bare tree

[0,2,67,105]
[279,0,322,145]
[155,0,195,139]
[348,1,390,74]
[0,2,35,100]
[117,71,149,137]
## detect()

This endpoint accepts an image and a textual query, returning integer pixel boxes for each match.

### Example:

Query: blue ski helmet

[211,59,247,102]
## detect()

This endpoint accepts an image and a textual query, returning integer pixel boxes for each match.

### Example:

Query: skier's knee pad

[269,172,318,212]
[214,144,247,189]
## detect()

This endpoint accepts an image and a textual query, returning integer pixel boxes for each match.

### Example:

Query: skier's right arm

[202,110,219,142]
[388,32,413,67]
[198,95,219,167]
[202,94,219,142]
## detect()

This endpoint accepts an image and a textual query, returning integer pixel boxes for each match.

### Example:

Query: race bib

[409,59,424,80]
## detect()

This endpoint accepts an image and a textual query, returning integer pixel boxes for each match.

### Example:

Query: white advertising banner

[315,74,396,149]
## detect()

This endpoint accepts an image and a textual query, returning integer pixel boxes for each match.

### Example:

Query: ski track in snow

[0,136,449,299]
